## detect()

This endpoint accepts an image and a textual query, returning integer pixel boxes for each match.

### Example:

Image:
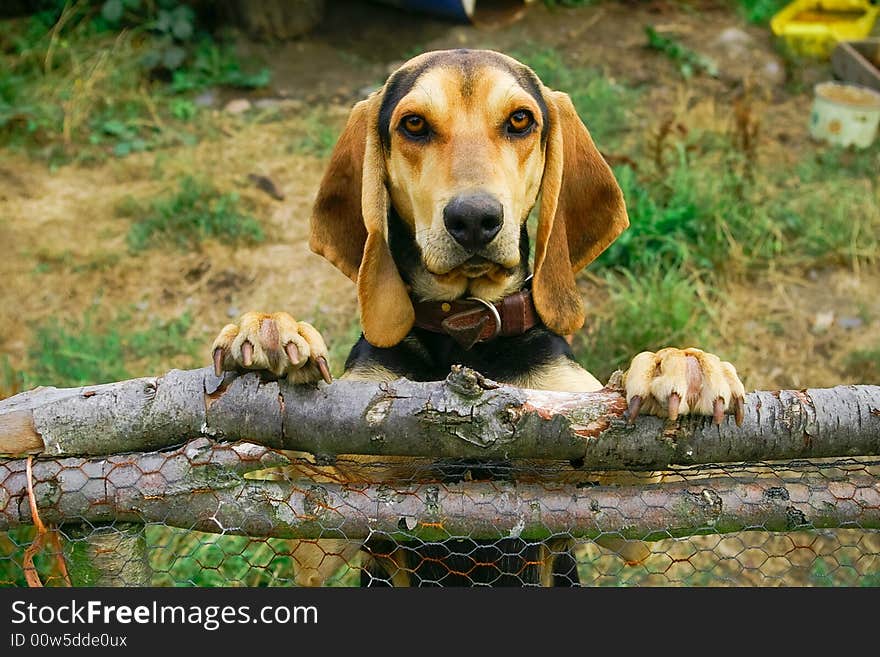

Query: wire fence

[2,445,879,587]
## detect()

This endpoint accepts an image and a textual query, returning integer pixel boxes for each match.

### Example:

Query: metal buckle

[466,297,502,340]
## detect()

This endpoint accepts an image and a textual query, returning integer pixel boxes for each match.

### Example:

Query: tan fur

[532,91,629,336]
[339,363,400,383]
[212,311,328,383]
[385,66,546,304]
[309,95,414,348]
[309,101,370,282]
[507,356,603,392]
[623,347,746,419]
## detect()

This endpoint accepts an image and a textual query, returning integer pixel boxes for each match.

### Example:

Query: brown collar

[412,288,540,350]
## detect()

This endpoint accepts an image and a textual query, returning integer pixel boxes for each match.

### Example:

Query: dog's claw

[316,356,333,385]
[626,395,642,423]
[241,340,254,367]
[285,342,301,366]
[667,392,681,422]
[212,347,224,377]
[622,349,746,425]
[211,312,332,385]
[734,396,745,427]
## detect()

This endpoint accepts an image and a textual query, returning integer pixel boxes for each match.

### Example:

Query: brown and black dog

[211,49,746,586]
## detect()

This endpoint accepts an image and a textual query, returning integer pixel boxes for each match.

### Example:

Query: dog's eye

[401,114,429,138]
[507,110,534,135]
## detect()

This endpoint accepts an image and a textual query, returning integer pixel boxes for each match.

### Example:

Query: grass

[596,152,879,277]
[25,306,200,388]
[513,50,880,381]
[575,265,713,381]
[598,159,715,272]
[0,4,270,165]
[845,347,880,383]
[289,107,342,159]
[120,176,264,252]
[0,527,72,587]
[574,135,879,378]
[736,0,788,24]
[147,527,299,587]
[147,526,358,587]
[645,26,718,79]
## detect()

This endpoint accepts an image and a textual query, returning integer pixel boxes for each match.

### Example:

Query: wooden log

[0,367,878,470]
[2,439,878,540]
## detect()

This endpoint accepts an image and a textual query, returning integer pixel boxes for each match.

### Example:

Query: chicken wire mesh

[1,444,879,587]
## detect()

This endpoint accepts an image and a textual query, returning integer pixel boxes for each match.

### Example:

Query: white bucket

[809,81,880,149]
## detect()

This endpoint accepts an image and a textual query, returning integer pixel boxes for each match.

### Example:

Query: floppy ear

[309,94,414,348]
[532,90,629,336]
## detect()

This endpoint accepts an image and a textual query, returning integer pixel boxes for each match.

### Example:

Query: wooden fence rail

[1,366,878,468]
[1,367,879,586]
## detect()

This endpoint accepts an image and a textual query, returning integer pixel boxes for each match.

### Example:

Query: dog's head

[310,49,628,348]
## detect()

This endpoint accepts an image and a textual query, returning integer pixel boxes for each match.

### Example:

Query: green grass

[0,4,269,164]
[289,108,343,159]
[598,159,715,272]
[572,124,879,377]
[736,0,788,24]
[120,176,264,252]
[592,143,880,277]
[0,527,73,587]
[147,526,358,587]
[574,264,713,382]
[26,307,199,388]
[645,26,718,79]
[845,347,880,383]
[809,556,880,587]
[169,40,271,94]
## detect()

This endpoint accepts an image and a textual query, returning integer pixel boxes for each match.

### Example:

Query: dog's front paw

[622,348,745,425]
[211,312,332,385]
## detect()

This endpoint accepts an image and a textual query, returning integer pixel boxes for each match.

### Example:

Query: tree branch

[1,439,878,539]
[0,366,878,470]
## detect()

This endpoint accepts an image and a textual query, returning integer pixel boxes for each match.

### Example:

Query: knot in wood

[303,485,330,520]
[764,486,790,501]
[445,365,500,399]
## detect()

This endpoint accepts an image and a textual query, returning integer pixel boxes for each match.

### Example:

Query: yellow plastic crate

[771,0,880,58]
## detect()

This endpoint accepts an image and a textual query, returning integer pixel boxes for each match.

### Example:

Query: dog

[211,49,746,586]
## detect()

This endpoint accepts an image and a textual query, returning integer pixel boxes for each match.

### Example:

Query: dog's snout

[443,192,503,251]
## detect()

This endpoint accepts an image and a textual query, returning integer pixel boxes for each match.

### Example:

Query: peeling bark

[1,440,878,540]
[0,366,877,470]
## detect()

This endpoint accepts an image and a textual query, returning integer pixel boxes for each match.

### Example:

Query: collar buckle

[465,297,502,340]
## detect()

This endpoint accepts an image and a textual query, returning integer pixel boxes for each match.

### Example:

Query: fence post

[65,523,151,587]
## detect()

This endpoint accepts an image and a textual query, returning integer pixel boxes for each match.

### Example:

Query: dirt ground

[0,0,878,390]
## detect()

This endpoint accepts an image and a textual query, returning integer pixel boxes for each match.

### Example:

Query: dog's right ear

[309,93,414,348]
[309,99,371,282]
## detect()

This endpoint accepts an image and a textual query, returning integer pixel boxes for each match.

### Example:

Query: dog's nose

[443,192,503,251]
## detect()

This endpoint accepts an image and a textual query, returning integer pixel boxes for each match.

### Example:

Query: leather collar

[412,287,540,350]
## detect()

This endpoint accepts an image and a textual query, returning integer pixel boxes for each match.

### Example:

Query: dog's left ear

[532,90,629,336]
[310,92,414,348]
